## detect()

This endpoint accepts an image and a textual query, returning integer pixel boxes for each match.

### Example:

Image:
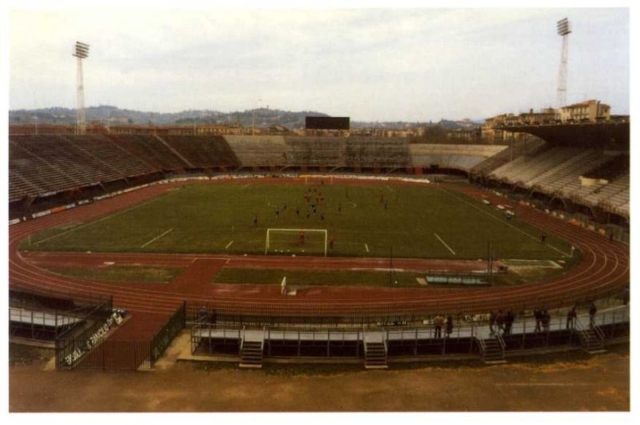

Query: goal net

[265,228,328,256]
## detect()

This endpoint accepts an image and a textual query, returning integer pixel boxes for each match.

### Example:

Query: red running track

[9,179,629,321]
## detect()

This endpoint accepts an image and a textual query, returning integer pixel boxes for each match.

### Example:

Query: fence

[56,303,186,371]
[54,297,115,370]
[183,288,629,328]
[76,340,152,371]
[9,307,84,341]
[149,302,186,366]
[190,305,629,360]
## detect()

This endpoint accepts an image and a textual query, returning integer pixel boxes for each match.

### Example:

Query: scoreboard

[305,116,350,130]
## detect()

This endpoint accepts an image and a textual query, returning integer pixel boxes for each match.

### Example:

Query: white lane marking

[365,244,370,253]
[225,240,234,249]
[141,228,174,248]
[434,233,456,255]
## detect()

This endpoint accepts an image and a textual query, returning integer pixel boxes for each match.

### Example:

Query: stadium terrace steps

[8,172,41,202]
[107,134,188,170]
[161,135,240,169]
[410,144,506,158]
[10,134,163,201]
[528,149,599,188]
[344,138,410,168]
[284,137,345,168]
[64,134,155,178]
[471,138,546,176]
[505,147,578,185]
[9,139,84,195]
[545,154,612,195]
[8,134,629,218]
[410,151,490,171]
[487,145,629,216]
[224,135,289,168]
[582,154,629,181]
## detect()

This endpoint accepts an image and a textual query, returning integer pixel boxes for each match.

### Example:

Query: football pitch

[24,182,573,260]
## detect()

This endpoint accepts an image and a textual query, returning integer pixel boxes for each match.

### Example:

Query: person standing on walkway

[566,306,577,330]
[496,310,506,335]
[505,311,515,335]
[533,309,542,333]
[489,310,497,335]
[434,314,444,338]
[541,310,550,332]
[445,316,454,338]
[589,303,598,328]
[199,306,208,322]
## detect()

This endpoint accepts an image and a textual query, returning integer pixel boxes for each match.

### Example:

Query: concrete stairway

[477,337,506,364]
[364,341,388,369]
[578,327,606,355]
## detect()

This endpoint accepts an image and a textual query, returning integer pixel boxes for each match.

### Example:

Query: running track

[9,179,630,323]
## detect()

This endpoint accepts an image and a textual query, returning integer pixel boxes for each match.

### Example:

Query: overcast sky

[7,2,631,121]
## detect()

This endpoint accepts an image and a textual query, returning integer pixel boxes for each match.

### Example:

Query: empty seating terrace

[9,134,158,201]
[160,135,240,169]
[106,134,188,171]
[63,134,154,178]
[344,138,410,169]
[411,144,506,171]
[284,137,345,168]
[488,146,630,217]
[223,136,289,169]
[10,136,104,199]
[491,146,577,185]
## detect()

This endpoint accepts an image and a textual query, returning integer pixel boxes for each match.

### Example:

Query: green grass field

[23,182,573,260]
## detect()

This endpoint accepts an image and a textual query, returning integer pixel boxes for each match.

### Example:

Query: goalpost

[265,228,328,256]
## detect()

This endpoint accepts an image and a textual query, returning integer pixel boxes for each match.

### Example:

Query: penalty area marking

[141,228,174,248]
[434,233,456,255]
[225,240,234,249]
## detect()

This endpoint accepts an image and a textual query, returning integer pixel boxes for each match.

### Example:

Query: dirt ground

[8,343,630,413]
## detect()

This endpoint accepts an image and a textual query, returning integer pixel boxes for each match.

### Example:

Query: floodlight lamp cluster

[557,18,571,36]
[73,41,90,59]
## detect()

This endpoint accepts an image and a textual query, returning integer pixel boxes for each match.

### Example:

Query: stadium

[4,18,631,412]
[8,116,630,370]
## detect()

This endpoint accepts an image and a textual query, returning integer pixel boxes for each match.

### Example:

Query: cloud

[9,7,630,120]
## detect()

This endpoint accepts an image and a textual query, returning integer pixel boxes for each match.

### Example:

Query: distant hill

[9,105,484,129]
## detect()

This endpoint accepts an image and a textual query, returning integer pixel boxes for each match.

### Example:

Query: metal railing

[149,302,186,366]
[188,304,629,360]
[183,288,629,327]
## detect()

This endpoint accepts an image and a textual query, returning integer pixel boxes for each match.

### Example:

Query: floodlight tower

[73,41,90,134]
[556,18,571,109]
